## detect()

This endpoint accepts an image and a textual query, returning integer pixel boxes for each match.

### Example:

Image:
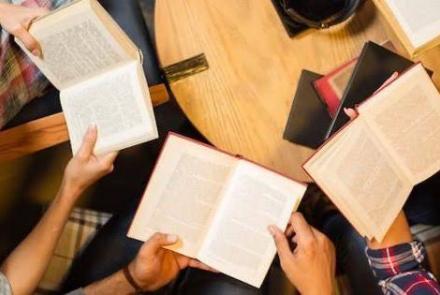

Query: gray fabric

[65,288,86,295]
[0,273,12,295]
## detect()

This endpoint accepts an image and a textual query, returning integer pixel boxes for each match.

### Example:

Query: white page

[305,120,413,241]
[311,128,373,239]
[385,0,440,48]
[17,0,131,89]
[198,160,306,287]
[128,134,237,257]
[60,61,157,155]
[360,64,440,183]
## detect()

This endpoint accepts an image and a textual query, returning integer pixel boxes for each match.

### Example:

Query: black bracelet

[123,265,144,293]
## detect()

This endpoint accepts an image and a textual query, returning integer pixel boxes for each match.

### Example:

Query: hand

[128,233,215,292]
[0,3,48,56]
[269,213,336,295]
[63,125,118,197]
[343,107,358,120]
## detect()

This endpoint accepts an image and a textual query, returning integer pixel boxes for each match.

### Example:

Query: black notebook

[283,70,331,149]
[325,41,414,138]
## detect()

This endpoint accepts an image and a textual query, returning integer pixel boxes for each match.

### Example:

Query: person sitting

[0,1,65,128]
[271,211,440,295]
[0,124,437,295]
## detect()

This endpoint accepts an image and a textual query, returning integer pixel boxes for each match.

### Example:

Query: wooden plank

[0,83,169,162]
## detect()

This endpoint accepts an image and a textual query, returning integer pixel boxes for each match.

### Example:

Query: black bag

[274,0,363,36]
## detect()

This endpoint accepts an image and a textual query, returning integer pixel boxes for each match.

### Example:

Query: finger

[286,224,295,237]
[77,125,97,158]
[13,27,42,57]
[99,151,119,168]
[289,213,316,247]
[374,71,399,94]
[268,225,294,262]
[22,7,49,27]
[311,227,327,243]
[343,108,358,120]
[144,233,178,254]
[188,260,219,273]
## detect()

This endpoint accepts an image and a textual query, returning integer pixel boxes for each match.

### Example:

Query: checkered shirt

[0,0,69,128]
[366,241,440,294]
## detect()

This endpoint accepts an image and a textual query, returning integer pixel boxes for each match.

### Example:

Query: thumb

[268,225,294,262]
[77,125,98,158]
[143,233,178,254]
[14,27,42,57]
[99,151,119,169]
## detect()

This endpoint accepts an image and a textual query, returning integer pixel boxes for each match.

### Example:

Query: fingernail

[268,225,276,236]
[88,124,97,131]
[167,234,178,243]
[32,49,41,57]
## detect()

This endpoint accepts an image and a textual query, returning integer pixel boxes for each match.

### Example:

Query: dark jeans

[322,172,440,295]
[61,202,265,294]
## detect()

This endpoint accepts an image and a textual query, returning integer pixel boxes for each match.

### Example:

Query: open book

[304,64,440,242]
[374,0,440,56]
[128,133,306,287]
[16,0,158,154]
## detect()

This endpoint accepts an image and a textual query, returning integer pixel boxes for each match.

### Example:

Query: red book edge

[314,58,358,117]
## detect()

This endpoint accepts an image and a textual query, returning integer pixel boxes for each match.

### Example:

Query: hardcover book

[128,133,307,287]
[16,0,158,155]
[304,64,440,242]
[326,41,414,138]
[374,0,440,56]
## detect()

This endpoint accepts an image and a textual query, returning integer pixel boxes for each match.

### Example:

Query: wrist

[57,179,84,205]
[123,265,145,293]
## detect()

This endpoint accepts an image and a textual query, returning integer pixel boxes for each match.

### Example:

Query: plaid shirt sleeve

[0,0,70,128]
[366,241,440,295]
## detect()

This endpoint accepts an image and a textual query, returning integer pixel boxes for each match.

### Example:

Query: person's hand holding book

[84,233,215,293]
[62,125,118,203]
[269,213,336,295]
[0,2,47,56]
[126,233,215,292]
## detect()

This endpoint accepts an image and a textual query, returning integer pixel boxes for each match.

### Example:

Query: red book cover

[313,58,357,118]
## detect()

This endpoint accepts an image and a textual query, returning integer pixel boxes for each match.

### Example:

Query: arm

[366,211,440,294]
[83,233,213,294]
[0,2,47,56]
[344,107,440,292]
[1,126,118,295]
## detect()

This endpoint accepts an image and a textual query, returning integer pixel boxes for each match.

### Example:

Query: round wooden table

[154,0,440,182]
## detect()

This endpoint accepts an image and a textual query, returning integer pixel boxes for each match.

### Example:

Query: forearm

[1,181,81,295]
[84,271,135,295]
[367,211,412,249]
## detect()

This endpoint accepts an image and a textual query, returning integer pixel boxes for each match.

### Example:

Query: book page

[128,134,237,258]
[384,0,440,48]
[304,119,413,241]
[359,64,440,183]
[310,129,373,239]
[197,160,306,287]
[17,0,136,89]
[60,61,157,155]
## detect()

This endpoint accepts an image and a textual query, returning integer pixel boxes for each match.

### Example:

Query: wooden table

[154,0,440,182]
